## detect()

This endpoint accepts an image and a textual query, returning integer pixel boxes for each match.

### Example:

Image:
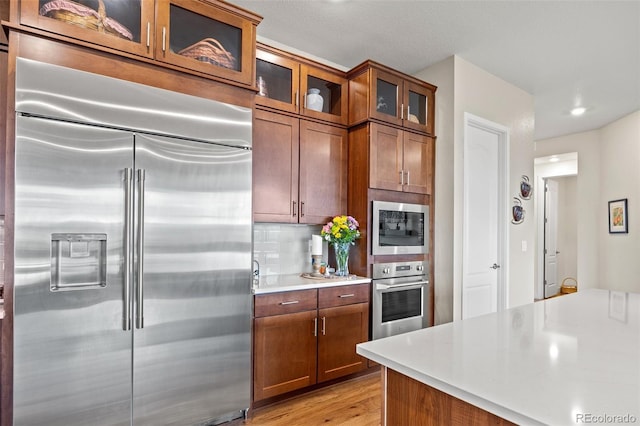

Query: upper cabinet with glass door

[155,0,261,87]
[255,44,348,126]
[18,0,155,58]
[348,61,436,135]
[15,0,261,87]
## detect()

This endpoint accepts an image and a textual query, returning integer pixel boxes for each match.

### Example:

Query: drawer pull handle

[339,294,355,298]
[279,300,299,305]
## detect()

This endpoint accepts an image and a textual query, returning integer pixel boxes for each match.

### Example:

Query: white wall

[598,111,640,292]
[414,57,454,325]
[535,110,640,293]
[416,55,536,322]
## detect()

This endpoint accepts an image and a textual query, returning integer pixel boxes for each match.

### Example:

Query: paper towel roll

[312,234,323,255]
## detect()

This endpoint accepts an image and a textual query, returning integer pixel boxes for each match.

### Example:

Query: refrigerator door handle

[124,168,134,331]
[136,168,146,329]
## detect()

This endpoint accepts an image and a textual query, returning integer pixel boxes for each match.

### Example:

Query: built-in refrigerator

[13,58,253,425]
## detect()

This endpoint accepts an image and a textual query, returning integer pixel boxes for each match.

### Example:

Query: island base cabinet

[317,303,369,383]
[253,311,317,401]
[384,368,516,425]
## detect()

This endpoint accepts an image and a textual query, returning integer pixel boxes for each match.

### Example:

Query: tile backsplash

[253,223,329,276]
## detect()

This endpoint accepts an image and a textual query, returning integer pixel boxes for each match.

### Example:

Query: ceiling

[233,0,640,141]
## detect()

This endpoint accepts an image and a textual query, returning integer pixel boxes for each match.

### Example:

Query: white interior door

[544,179,559,298]
[462,114,507,319]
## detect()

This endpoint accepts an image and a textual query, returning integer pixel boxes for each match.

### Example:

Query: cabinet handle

[300,201,305,217]
[162,27,166,53]
[407,104,411,121]
[321,316,326,336]
[339,294,355,298]
[292,200,297,217]
[302,93,306,110]
[314,317,318,337]
[279,300,299,305]
[406,170,410,186]
[401,103,404,120]
[295,91,299,107]
[399,170,404,185]
[146,22,150,48]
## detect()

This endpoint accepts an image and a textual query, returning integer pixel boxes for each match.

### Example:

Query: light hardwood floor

[242,372,382,426]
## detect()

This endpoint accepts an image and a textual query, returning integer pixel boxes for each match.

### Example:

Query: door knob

[490,263,501,270]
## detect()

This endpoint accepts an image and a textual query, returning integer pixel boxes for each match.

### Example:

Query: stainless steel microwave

[371,201,429,255]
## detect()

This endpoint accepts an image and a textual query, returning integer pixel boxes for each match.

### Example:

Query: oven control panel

[372,261,428,279]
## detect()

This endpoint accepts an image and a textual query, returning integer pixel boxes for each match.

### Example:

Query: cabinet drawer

[255,289,317,317]
[318,284,370,308]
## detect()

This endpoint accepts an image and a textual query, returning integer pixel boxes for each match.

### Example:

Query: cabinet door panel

[370,123,403,192]
[253,311,318,401]
[300,64,348,125]
[256,47,300,114]
[299,121,347,224]
[155,0,256,86]
[253,110,299,222]
[403,133,432,194]
[369,68,403,127]
[317,303,369,383]
[20,0,154,58]
[404,80,435,135]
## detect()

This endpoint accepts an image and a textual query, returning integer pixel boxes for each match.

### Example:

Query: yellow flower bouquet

[321,215,360,276]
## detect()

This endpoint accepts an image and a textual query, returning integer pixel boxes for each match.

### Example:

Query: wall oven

[371,201,428,255]
[372,261,430,339]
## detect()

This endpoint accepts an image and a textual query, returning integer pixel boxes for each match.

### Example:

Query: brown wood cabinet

[17,0,155,58]
[254,310,318,401]
[253,283,370,402]
[13,0,261,87]
[317,302,369,382]
[255,44,348,126]
[367,122,433,195]
[348,60,436,135]
[253,109,347,224]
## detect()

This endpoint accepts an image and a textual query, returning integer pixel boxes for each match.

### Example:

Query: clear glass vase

[333,241,351,276]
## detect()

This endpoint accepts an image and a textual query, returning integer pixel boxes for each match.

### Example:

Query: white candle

[312,234,323,255]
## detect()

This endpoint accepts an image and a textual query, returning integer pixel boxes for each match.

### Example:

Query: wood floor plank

[242,372,381,426]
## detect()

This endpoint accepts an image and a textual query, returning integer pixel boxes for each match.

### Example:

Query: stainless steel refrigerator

[13,58,253,425]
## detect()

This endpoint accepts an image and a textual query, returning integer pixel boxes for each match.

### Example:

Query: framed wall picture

[608,198,628,234]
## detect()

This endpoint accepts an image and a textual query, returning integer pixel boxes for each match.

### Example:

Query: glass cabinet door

[300,64,348,126]
[156,0,257,86]
[20,0,154,58]
[404,80,435,135]
[370,68,403,127]
[255,48,300,114]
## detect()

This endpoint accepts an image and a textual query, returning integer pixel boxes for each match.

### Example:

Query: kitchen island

[357,289,640,425]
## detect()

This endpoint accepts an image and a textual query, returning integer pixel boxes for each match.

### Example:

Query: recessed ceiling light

[571,107,586,116]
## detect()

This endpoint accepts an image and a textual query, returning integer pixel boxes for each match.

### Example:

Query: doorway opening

[534,153,578,300]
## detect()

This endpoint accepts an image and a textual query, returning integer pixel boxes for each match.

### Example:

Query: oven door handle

[375,280,429,291]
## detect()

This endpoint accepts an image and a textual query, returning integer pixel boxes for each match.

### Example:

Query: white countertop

[357,289,640,425]
[253,273,370,294]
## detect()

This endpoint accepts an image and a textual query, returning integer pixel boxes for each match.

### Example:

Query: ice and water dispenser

[50,233,107,291]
